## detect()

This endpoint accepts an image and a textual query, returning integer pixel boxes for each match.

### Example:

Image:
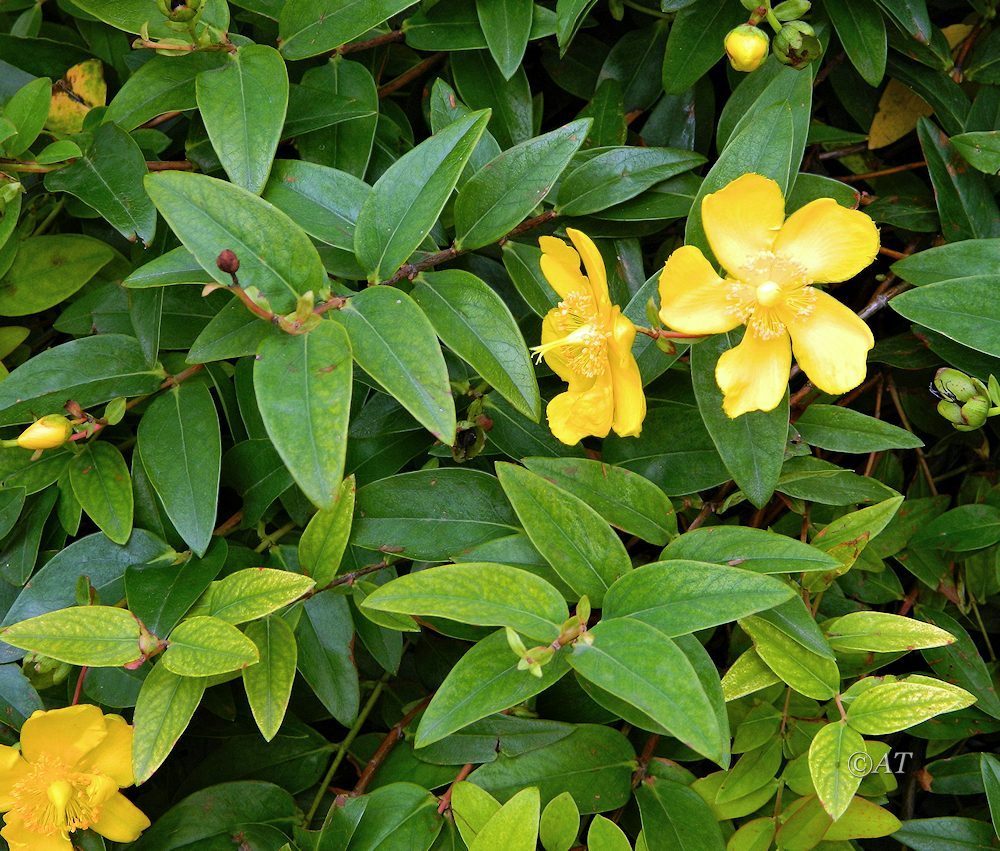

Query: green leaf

[893,240,1000,286]
[69,441,134,545]
[554,0,599,54]
[982,754,1000,839]
[477,0,533,80]
[469,724,634,814]
[0,235,113,317]
[413,270,539,419]
[740,614,840,700]
[454,119,590,249]
[195,44,288,195]
[104,52,228,131]
[497,462,630,606]
[132,662,206,784]
[62,0,230,36]
[539,792,579,851]
[299,476,355,587]
[570,617,726,765]
[161,615,259,677]
[808,721,865,821]
[825,611,955,653]
[794,405,923,453]
[453,782,501,847]
[910,504,1000,552]
[1,76,50,157]
[242,616,297,742]
[951,131,1000,175]
[45,124,156,246]
[893,817,999,850]
[522,456,676,545]
[661,0,744,95]
[452,51,532,150]
[891,277,1000,359]
[0,606,140,667]
[827,0,887,86]
[916,118,1000,242]
[471,787,539,851]
[416,629,570,747]
[0,489,56,586]
[635,774,725,850]
[208,568,315,625]
[0,488,25,542]
[334,287,455,442]
[145,171,327,313]
[846,678,976,734]
[362,563,568,642]
[254,320,352,509]
[354,110,489,281]
[0,664,42,730]
[137,383,221,557]
[601,560,795,636]
[295,590,359,725]
[586,815,629,851]
[501,240,559,318]
[662,526,839,574]
[556,146,706,216]
[691,331,788,509]
[279,0,420,59]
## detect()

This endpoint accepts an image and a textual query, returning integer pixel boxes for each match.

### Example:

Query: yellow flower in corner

[532,228,646,445]
[0,705,150,850]
[658,173,879,418]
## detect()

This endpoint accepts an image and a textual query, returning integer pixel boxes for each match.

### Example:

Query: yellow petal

[701,173,785,275]
[538,311,577,384]
[546,370,614,445]
[565,228,610,306]
[773,198,879,284]
[783,288,874,395]
[91,793,150,843]
[658,245,743,335]
[76,715,134,788]
[608,311,645,437]
[0,746,29,810]
[1,813,72,851]
[20,705,107,767]
[716,327,791,417]
[539,235,588,299]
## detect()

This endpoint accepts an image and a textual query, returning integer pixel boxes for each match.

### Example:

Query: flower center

[532,290,610,378]
[9,755,112,837]
[755,281,782,307]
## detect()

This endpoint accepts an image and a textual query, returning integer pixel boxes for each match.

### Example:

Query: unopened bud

[725,25,770,73]
[517,645,554,678]
[772,0,811,20]
[933,368,985,404]
[216,249,240,276]
[16,415,73,450]
[739,0,761,10]
[505,627,527,658]
[773,26,821,68]
[22,652,72,689]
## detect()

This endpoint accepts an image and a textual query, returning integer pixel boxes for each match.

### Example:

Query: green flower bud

[22,652,72,689]
[933,368,986,404]
[740,0,762,10]
[960,396,991,431]
[772,0,811,21]
[773,29,821,69]
[725,25,770,72]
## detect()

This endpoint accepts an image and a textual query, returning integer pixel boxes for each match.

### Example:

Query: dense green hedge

[0,0,999,848]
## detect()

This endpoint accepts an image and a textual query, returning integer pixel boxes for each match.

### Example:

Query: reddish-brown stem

[437,763,475,814]
[816,143,868,161]
[142,111,182,129]
[635,327,704,340]
[352,696,432,796]
[840,161,926,183]
[337,30,405,55]
[378,53,445,99]
[71,667,89,705]
[146,160,198,171]
[886,373,938,496]
[502,209,558,242]
[878,245,908,261]
[213,510,245,537]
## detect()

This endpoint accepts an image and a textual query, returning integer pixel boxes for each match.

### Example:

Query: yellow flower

[657,174,879,418]
[0,705,150,850]
[16,416,73,451]
[532,229,646,445]
[725,25,770,72]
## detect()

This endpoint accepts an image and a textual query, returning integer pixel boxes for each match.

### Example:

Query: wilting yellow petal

[1,812,72,851]
[546,370,614,445]
[701,173,785,274]
[658,245,743,335]
[774,198,879,284]
[19,705,107,767]
[76,715,134,788]
[0,747,29,810]
[868,78,933,150]
[46,59,106,136]
[716,327,791,417]
[782,288,874,395]
[565,228,610,306]
[608,311,645,437]
[91,793,150,843]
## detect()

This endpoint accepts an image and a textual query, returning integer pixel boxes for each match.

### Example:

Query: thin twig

[840,161,926,184]
[378,53,445,98]
[437,763,475,814]
[886,373,937,495]
[351,696,433,796]
[337,30,405,55]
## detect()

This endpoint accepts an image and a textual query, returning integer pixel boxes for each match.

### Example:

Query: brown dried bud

[216,249,240,276]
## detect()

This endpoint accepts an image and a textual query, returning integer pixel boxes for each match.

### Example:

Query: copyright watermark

[848,751,913,777]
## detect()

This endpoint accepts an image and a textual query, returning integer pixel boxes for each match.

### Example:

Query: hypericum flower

[16,416,73,450]
[532,229,645,445]
[0,705,150,850]
[658,173,879,418]
[725,25,770,72]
